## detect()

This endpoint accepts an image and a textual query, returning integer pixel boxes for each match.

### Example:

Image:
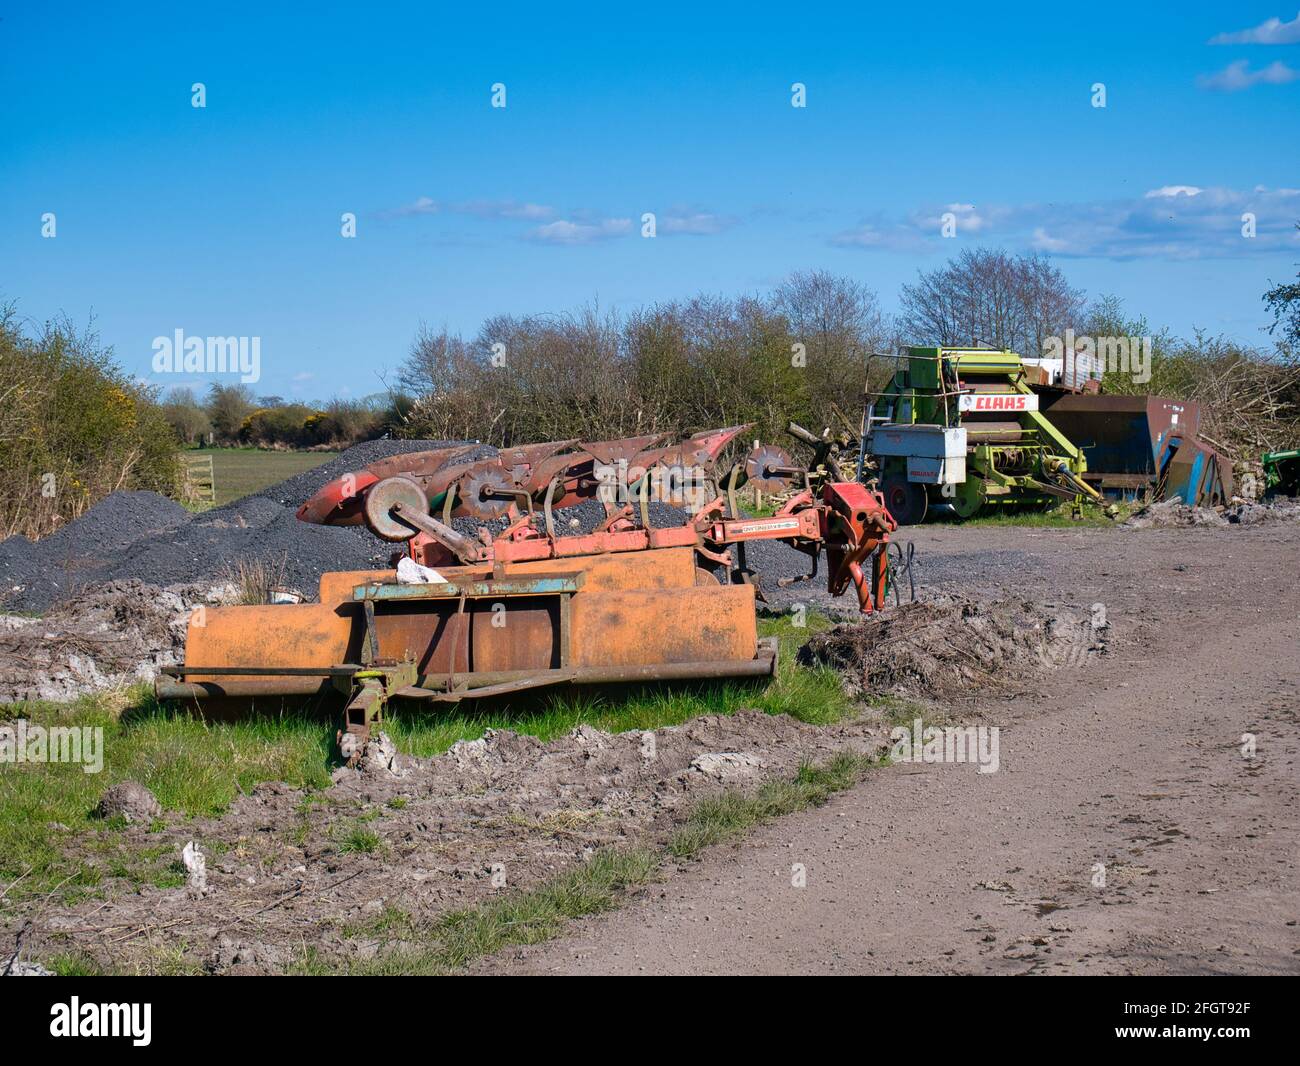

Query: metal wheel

[459,468,514,519]
[880,475,928,526]
[363,477,429,541]
[744,444,795,493]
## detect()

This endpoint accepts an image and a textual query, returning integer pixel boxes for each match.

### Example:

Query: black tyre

[880,475,928,526]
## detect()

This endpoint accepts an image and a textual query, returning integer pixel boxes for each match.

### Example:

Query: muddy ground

[0,580,234,703]
[479,519,1300,975]
[5,517,1299,975]
[10,714,891,974]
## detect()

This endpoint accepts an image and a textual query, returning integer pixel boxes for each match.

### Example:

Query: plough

[158,426,898,763]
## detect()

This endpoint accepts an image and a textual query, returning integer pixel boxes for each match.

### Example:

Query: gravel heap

[1124,495,1300,529]
[0,441,489,612]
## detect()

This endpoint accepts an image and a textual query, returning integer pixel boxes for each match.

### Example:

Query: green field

[187,448,339,506]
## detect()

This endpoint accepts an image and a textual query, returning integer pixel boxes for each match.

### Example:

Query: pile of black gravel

[0,440,488,612]
[0,491,196,611]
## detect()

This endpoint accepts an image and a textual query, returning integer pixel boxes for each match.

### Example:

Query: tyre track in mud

[480,524,1300,975]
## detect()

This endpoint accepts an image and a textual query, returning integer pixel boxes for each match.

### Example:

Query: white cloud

[1198,59,1300,91]
[1012,186,1300,259]
[947,203,986,232]
[659,211,737,235]
[456,200,555,220]
[525,218,633,245]
[382,198,558,221]
[1030,227,1069,252]
[910,202,1004,234]
[379,198,735,243]
[1210,11,1300,45]
[830,186,1300,260]
[833,203,1010,251]
[829,219,929,252]
[387,196,439,217]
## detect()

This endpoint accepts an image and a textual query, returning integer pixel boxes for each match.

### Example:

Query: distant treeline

[159,386,409,450]
[3,246,1297,544]
[393,253,1299,457]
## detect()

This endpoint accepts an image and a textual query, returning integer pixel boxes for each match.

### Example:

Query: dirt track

[482,521,1300,975]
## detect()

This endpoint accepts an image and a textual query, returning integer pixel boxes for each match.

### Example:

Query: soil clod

[97,781,162,825]
[798,596,1106,702]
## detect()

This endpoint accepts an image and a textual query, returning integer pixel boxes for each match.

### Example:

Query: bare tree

[899,248,1085,357]
[773,270,888,355]
[772,270,891,422]
[397,324,472,396]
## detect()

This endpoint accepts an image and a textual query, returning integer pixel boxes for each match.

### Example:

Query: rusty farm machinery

[855,346,1234,524]
[157,426,898,763]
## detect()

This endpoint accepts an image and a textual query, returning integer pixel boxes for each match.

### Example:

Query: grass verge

[668,750,879,859]
[0,687,333,906]
[290,749,880,975]
[1,612,850,910]
[928,500,1136,529]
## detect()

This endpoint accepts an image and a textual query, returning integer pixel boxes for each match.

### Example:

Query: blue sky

[2,1,1298,399]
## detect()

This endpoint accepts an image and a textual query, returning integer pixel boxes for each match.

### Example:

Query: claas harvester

[859,347,1101,524]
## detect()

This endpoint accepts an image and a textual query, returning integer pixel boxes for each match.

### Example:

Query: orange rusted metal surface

[184,604,355,684]
[318,547,697,604]
[568,585,755,668]
[319,569,393,602]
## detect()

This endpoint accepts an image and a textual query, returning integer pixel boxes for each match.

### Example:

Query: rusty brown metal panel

[568,584,756,668]
[368,598,560,677]
[186,604,356,683]
[366,445,481,481]
[319,569,393,602]
[580,433,667,465]
[467,598,559,673]
[373,605,468,674]
[507,547,696,591]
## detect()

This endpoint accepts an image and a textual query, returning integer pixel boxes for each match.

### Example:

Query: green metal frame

[869,346,1092,520]
[1263,449,1300,496]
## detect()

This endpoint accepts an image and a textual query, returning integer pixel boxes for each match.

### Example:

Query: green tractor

[1262,449,1300,498]
[859,346,1100,525]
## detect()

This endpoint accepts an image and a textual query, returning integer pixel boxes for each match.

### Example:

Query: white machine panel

[872,424,967,460]
[907,456,966,485]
